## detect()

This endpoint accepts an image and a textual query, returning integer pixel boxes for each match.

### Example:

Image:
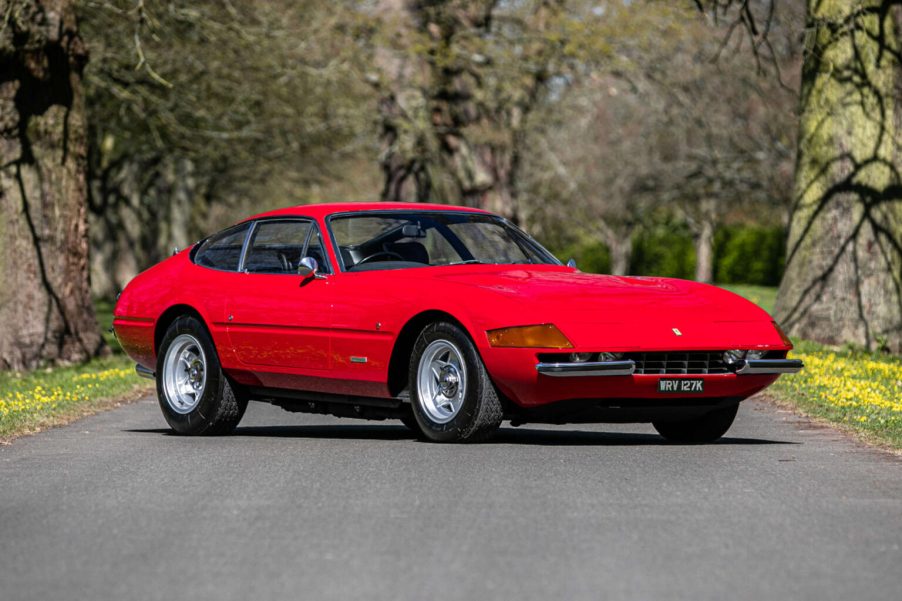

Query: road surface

[1,395,900,601]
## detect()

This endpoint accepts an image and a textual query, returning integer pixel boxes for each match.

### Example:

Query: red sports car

[113,202,802,443]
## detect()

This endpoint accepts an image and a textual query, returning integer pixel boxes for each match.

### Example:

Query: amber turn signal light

[486,324,573,349]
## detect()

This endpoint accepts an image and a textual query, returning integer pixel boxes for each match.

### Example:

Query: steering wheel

[357,251,404,265]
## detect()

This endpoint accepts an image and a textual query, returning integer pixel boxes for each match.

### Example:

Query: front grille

[536,350,787,375]
[627,351,730,375]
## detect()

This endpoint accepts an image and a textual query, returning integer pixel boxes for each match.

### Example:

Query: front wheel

[156,315,248,435]
[652,403,739,443]
[409,322,502,443]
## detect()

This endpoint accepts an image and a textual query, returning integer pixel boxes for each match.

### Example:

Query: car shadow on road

[126,425,796,446]
[492,428,796,446]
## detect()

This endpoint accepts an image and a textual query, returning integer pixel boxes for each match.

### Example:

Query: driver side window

[243,220,331,275]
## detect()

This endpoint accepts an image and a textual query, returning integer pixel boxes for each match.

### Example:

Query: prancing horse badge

[672,328,682,336]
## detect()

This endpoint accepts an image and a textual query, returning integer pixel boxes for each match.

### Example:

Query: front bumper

[535,360,635,377]
[735,359,804,374]
[480,346,800,407]
[535,358,803,377]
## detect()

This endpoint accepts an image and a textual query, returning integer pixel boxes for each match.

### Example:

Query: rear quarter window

[193,223,251,271]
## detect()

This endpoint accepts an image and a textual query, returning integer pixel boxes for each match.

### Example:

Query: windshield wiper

[444,259,486,266]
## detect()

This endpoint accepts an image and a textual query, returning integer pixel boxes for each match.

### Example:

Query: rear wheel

[156,315,248,435]
[409,322,502,443]
[652,403,739,443]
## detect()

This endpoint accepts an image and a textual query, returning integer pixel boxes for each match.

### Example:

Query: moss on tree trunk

[0,0,103,370]
[775,0,902,352]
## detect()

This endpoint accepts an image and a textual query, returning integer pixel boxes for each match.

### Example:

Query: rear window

[193,223,250,271]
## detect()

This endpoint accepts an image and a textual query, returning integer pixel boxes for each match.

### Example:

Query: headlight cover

[487,324,573,349]
[723,349,746,365]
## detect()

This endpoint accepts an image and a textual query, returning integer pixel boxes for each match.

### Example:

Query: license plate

[658,378,704,394]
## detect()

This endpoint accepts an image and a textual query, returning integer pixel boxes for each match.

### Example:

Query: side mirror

[297,256,319,281]
[566,258,577,269]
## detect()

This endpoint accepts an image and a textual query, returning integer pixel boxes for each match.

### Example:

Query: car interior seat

[387,241,429,264]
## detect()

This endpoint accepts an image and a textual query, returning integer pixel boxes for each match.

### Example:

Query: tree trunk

[609,237,632,276]
[0,0,104,370]
[596,221,634,276]
[774,1,902,352]
[374,0,557,223]
[694,216,715,284]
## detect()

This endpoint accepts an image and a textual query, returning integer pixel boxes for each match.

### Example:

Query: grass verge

[0,356,151,443]
[720,284,902,450]
[770,340,902,450]
[0,300,152,443]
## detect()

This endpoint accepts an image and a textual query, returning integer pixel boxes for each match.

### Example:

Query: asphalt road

[1,395,900,601]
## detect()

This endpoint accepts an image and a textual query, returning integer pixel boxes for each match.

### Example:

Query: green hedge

[555,224,785,286]
[631,222,696,280]
[714,225,785,286]
[557,240,612,274]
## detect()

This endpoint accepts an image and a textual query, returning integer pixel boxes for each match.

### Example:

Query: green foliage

[555,222,787,286]
[714,225,785,286]
[630,222,696,279]
[557,241,611,274]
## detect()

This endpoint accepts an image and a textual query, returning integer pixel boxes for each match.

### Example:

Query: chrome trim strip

[536,360,635,377]
[736,359,804,375]
[135,364,155,380]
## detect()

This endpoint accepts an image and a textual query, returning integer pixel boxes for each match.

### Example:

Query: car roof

[245,202,492,222]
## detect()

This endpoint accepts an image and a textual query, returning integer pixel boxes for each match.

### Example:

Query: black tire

[399,410,421,435]
[409,322,503,443]
[652,403,739,443]
[155,315,248,435]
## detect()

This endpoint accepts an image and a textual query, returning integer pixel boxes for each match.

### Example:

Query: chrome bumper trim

[736,359,804,375]
[135,364,155,380]
[536,360,636,377]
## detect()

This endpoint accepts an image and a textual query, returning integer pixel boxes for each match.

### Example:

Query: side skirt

[247,386,410,422]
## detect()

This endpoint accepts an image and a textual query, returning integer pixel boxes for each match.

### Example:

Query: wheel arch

[387,309,474,397]
[154,304,207,354]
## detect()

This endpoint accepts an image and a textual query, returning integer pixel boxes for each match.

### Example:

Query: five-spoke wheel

[409,322,502,442]
[161,334,207,414]
[156,316,247,435]
[416,340,468,424]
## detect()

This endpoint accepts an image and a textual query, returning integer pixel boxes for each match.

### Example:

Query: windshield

[329,211,560,271]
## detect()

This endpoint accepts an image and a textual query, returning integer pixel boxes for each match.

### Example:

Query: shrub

[557,241,611,274]
[714,225,785,286]
[548,222,786,285]
[631,223,696,279]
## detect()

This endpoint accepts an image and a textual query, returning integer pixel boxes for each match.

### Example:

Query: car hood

[422,265,781,350]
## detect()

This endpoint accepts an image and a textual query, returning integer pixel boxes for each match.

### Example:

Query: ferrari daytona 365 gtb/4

[114,203,802,443]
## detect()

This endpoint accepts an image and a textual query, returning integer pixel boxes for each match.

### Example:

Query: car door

[226,218,333,372]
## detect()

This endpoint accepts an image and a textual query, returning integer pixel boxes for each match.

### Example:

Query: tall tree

[80,0,376,298]
[773,1,902,351]
[521,1,796,278]
[696,0,902,351]
[373,0,587,220]
[0,0,103,370]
